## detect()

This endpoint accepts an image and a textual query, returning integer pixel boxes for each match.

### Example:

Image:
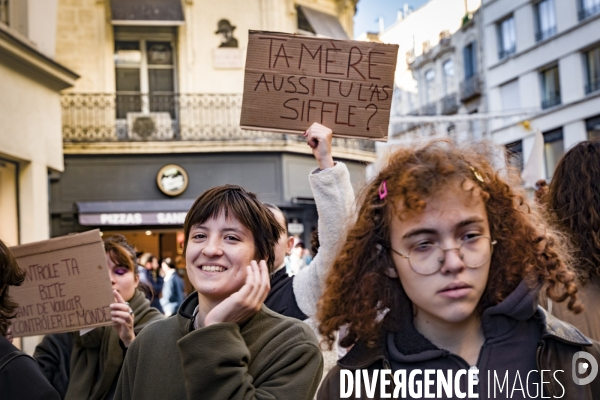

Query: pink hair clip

[378,180,388,200]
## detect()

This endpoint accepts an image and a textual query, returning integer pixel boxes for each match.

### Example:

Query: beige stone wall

[55,0,113,92]
[55,0,355,94]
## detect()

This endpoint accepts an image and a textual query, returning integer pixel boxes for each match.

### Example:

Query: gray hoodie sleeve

[292,162,355,318]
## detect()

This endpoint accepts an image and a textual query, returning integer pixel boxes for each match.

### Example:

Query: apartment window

[506,140,524,171]
[579,0,600,21]
[424,68,436,104]
[463,42,477,79]
[540,65,561,109]
[297,7,315,35]
[497,16,516,60]
[443,59,455,95]
[535,0,557,41]
[0,0,8,25]
[543,128,564,179]
[114,39,176,119]
[587,115,600,141]
[584,46,600,95]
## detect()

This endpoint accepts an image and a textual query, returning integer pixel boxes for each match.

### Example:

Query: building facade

[0,0,78,353]
[483,0,600,179]
[51,0,369,259]
[396,9,487,143]
[378,0,481,138]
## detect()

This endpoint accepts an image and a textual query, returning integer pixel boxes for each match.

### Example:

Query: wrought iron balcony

[535,26,557,42]
[421,103,437,116]
[579,3,600,21]
[441,94,459,115]
[541,93,561,109]
[498,45,516,60]
[61,93,375,152]
[460,74,482,102]
[585,80,600,95]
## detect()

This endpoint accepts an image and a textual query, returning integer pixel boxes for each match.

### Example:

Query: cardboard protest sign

[240,31,399,141]
[9,230,114,337]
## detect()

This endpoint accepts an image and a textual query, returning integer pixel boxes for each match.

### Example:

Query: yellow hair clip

[469,166,484,183]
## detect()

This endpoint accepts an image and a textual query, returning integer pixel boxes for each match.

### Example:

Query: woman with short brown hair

[116,185,323,400]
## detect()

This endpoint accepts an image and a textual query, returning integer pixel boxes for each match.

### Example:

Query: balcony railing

[61,93,375,152]
[460,74,482,102]
[585,79,600,95]
[421,103,437,116]
[535,26,557,42]
[498,45,516,60]
[441,94,459,115]
[541,93,561,109]
[579,3,600,21]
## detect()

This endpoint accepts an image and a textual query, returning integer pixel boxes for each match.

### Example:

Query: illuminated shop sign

[79,212,187,226]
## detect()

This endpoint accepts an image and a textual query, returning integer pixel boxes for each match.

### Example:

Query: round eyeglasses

[389,236,497,276]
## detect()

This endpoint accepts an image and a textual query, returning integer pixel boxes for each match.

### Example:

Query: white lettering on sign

[99,213,143,225]
[161,175,185,192]
[157,212,187,225]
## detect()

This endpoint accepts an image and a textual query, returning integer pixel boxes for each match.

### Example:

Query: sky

[353,0,430,37]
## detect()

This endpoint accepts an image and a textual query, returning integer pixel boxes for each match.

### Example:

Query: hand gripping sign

[9,230,114,337]
[240,31,399,141]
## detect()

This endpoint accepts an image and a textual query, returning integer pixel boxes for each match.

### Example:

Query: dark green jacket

[115,292,323,400]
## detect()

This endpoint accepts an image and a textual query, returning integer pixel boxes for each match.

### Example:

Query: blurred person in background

[287,240,306,276]
[0,238,60,400]
[139,253,164,314]
[160,257,184,317]
[545,139,600,341]
[34,235,163,400]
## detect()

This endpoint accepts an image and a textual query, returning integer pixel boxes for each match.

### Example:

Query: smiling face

[106,252,139,302]
[186,212,256,304]
[389,181,492,327]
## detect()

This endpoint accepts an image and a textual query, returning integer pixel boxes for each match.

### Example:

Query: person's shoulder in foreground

[116,293,323,400]
[0,336,60,400]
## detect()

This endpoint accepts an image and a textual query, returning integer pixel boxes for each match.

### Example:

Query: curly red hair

[317,140,581,348]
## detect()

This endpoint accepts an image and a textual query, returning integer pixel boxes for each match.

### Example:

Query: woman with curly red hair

[317,140,600,399]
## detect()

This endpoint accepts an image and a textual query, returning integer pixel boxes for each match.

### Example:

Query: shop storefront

[50,152,366,260]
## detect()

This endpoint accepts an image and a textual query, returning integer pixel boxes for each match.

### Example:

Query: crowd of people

[0,123,599,399]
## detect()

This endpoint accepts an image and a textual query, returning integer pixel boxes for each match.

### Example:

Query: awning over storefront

[298,6,349,40]
[77,199,194,226]
[110,0,185,26]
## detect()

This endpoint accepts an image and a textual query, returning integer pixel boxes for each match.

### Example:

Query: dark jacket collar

[338,280,591,369]
[177,291,199,335]
[270,267,290,288]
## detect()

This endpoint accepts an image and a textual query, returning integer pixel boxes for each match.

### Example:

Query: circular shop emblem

[157,164,189,197]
